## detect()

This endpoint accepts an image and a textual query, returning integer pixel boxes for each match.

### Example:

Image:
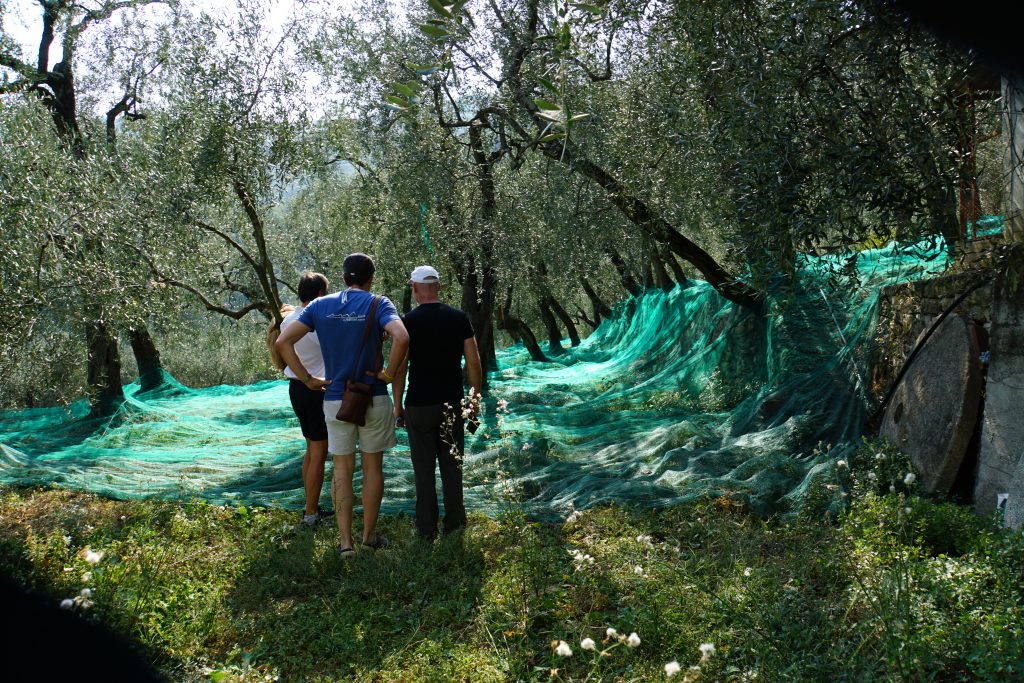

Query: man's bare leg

[360,451,384,542]
[303,439,328,516]
[332,453,356,549]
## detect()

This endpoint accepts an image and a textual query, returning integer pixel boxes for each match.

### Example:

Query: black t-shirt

[403,303,475,406]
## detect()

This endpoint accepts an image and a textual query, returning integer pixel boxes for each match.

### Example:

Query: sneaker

[300,511,323,527]
[337,546,356,560]
[361,534,390,550]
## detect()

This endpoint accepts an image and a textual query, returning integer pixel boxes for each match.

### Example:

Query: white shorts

[323,394,397,456]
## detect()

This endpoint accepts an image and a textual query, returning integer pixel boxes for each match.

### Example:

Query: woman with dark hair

[271,272,331,526]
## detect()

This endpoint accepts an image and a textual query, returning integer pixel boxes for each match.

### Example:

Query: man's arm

[275,321,330,391]
[391,359,409,426]
[463,336,483,412]
[375,318,409,383]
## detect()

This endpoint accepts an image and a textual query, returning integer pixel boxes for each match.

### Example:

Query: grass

[2,443,1023,681]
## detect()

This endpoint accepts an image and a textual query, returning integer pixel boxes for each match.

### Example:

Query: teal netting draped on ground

[0,236,959,517]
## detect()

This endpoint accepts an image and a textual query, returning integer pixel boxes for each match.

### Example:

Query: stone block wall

[872,270,993,404]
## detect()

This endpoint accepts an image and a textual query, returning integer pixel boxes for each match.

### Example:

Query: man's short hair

[342,253,375,287]
[297,271,328,303]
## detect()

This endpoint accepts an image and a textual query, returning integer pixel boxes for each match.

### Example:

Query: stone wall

[865,75,1024,523]
[872,269,994,404]
[872,246,1024,523]
[978,247,1024,518]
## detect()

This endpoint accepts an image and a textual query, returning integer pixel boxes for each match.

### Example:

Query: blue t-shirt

[297,289,400,401]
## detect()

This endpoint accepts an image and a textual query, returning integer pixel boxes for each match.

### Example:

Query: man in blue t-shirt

[276,253,409,558]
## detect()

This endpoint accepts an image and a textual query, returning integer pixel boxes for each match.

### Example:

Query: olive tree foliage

[653,0,991,288]
[303,0,663,374]
[374,0,987,298]
[130,0,330,327]
[372,0,763,310]
[0,99,95,406]
[0,0,180,408]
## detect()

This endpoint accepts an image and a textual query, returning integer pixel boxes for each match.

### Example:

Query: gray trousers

[405,403,467,537]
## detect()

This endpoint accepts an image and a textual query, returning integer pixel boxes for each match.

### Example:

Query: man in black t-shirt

[393,265,483,540]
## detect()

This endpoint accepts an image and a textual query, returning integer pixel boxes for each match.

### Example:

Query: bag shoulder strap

[361,295,380,346]
[353,295,381,379]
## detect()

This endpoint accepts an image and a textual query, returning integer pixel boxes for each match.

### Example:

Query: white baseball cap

[409,265,440,283]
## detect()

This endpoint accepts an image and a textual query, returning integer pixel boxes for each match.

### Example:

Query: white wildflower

[904,507,912,515]
[80,588,92,599]
[581,637,597,651]
[876,452,885,461]
[461,408,472,419]
[60,599,74,610]
[836,460,848,469]
[904,472,916,485]
[606,627,618,639]
[743,567,752,577]
[699,642,716,661]
[867,471,877,481]
[889,484,896,494]
[81,572,92,583]
[634,565,645,576]
[556,640,573,657]
[521,442,532,451]
[665,661,682,678]
[627,632,641,648]
[84,549,104,565]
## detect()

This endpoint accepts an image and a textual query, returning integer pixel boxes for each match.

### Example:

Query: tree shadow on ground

[224,513,488,680]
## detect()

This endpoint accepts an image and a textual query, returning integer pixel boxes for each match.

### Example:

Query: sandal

[337,546,356,560]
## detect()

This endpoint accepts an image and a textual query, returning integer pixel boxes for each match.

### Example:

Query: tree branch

[452,42,502,86]
[128,243,269,319]
[66,0,166,60]
[0,51,38,80]
[229,172,283,318]
[239,22,294,121]
[193,218,263,274]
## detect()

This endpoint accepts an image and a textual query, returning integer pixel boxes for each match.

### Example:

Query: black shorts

[288,379,328,441]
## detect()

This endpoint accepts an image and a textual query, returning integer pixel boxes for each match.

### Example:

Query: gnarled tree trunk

[463,122,501,377]
[130,327,163,392]
[497,287,548,362]
[606,247,643,297]
[86,319,123,415]
[547,295,581,346]
[650,243,675,292]
[538,298,565,355]
[581,278,613,323]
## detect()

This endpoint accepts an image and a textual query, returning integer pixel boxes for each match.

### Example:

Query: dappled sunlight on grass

[2,464,1023,681]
